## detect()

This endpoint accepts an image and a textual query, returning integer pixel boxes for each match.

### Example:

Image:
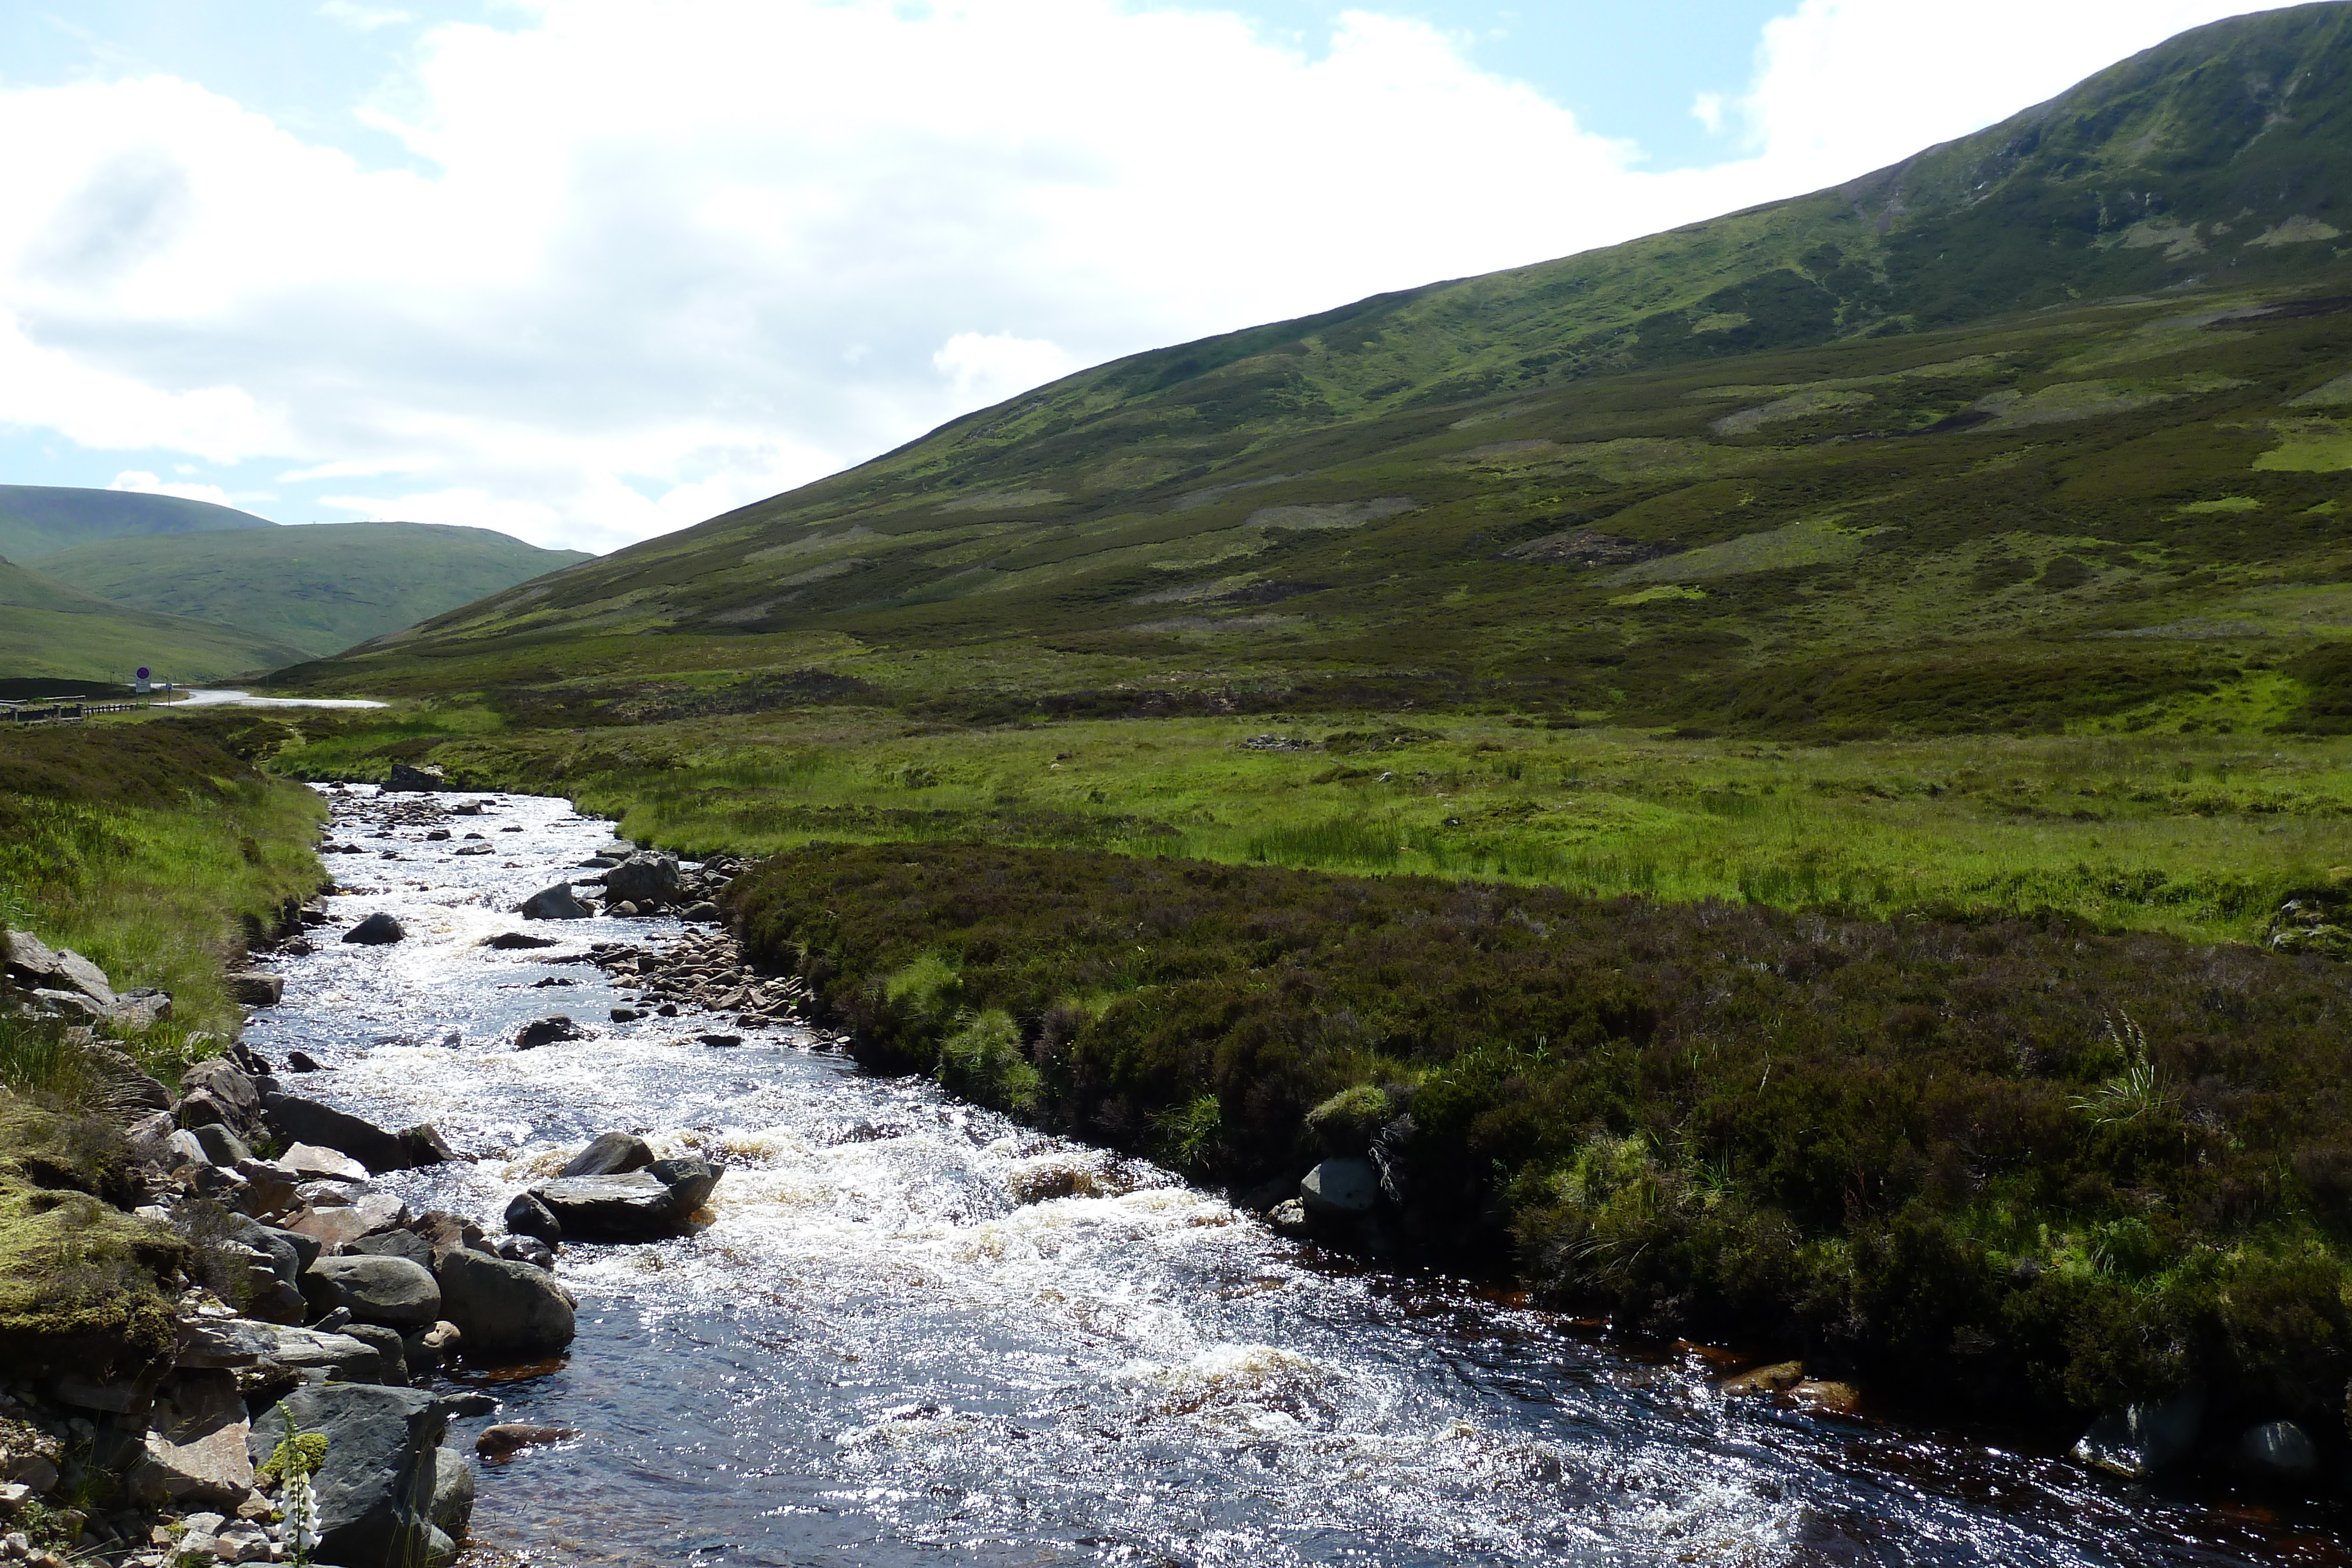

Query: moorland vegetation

[731,841,2352,1434]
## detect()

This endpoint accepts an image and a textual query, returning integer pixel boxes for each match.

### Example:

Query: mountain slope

[33,522,593,660]
[0,486,273,562]
[0,557,308,682]
[278,3,2352,738]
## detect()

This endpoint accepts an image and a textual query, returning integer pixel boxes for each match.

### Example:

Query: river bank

[10,757,2352,1560]
[729,840,2352,1487]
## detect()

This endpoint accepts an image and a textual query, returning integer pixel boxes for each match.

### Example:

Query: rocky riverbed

[9,784,2351,1565]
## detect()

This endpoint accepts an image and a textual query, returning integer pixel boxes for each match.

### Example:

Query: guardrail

[0,698,153,723]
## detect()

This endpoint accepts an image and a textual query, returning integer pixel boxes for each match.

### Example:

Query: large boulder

[384,762,451,793]
[3,930,115,1005]
[2236,1419,2321,1481]
[436,1247,576,1360]
[302,1255,442,1329]
[1299,1158,1378,1221]
[225,972,283,1007]
[560,1132,654,1178]
[342,912,406,945]
[600,852,680,908]
[130,1369,252,1509]
[181,1058,264,1138]
[2072,1389,2206,1479]
[245,1384,449,1568]
[266,1096,448,1174]
[428,1445,476,1539]
[520,883,587,921]
[529,1159,720,1241]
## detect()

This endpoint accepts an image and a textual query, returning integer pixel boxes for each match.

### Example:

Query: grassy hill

[0,485,273,562]
[34,522,592,660]
[275,2,2352,740]
[0,557,307,683]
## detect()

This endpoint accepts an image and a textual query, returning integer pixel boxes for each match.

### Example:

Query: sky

[0,0,2302,554]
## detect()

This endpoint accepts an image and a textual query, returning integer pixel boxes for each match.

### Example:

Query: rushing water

[245,787,2350,1567]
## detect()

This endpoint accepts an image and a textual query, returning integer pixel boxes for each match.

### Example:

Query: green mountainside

[33,521,592,660]
[0,556,307,682]
[0,484,273,561]
[278,3,2352,738]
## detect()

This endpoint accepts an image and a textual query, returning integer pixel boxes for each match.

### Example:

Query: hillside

[34,522,592,660]
[0,557,308,682]
[0,484,273,562]
[271,4,2352,737]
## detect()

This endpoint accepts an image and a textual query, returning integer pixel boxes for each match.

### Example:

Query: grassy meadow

[0,718,327,1079]
[277,704,2352,946]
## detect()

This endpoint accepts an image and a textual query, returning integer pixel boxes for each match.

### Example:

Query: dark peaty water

[246,787,2350,1566]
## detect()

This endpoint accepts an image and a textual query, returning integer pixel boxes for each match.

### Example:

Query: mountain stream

[243,786,2350,1567]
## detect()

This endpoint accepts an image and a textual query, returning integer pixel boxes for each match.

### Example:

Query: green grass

[32,521,590,660]
[0,717,329,1041]
[279,707,2352,947]
[0,556,308,684]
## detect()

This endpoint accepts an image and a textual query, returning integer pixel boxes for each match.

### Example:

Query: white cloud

[318,2,414,31]
[933,333,1081,407]
[0,0,2292,553]
[108,470,245,509]
[1734,0,2278,187]
[1690,92,1728,135]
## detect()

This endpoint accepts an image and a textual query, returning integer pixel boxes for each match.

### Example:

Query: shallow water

[246,786,2351,1566]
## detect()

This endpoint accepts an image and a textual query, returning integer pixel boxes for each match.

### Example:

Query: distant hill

[0,485,273,561]
[0,556,308,683]
[32,522,594,659]
[273,2,2352,740]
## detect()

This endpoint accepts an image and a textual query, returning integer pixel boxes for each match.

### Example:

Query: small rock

[341,912,405,945]
[514,1015,584,1051]
[346,1229,434,1271]
[1788,1379,1863,1417]
[474,1424,578,1461]
[563,1132,654,1178]
[497,1235,556,1270]
[191,1123,253,1167]
[336,1322,412,1386]
[610,1007,641,1022]
[285,1050,323,1073]
[224,972,283,1007]
[423,828,451,841]
[680,901,723,922]
[286,1193,409,1250]
[503,1191,563,1243]
[609,901,641,918]
[519,884,587,921]
[1266,1198,1312,1238]
[482,931,560,950]
[1721,1361,1805,1396]
[280,1143,369,1183]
